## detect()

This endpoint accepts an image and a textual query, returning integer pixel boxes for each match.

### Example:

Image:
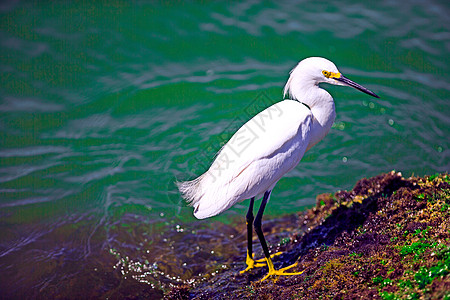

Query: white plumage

[178,57,379,219]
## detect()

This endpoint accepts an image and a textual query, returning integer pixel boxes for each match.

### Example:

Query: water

[0,1,449,297]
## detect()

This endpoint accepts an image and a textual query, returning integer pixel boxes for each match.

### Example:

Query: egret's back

[177,100,313,219]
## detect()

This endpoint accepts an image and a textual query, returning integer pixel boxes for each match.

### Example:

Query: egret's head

[320,60,379,98]
[284,57,379,100]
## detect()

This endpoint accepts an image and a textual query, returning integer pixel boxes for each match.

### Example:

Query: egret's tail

[176,175,204,208]
[177,172,239,219]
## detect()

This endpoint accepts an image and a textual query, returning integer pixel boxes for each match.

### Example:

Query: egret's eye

[322,70,341,79]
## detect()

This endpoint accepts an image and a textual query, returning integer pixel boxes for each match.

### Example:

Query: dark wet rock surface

[165,172,450,300]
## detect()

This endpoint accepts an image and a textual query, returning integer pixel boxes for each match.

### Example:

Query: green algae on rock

[166,172,450,299]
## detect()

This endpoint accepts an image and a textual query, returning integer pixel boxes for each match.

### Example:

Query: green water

[0,1,449,297]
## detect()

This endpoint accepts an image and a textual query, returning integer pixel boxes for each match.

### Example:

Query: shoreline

[4,172,447,299]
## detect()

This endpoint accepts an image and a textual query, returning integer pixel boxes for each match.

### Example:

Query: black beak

[336,76,379,98]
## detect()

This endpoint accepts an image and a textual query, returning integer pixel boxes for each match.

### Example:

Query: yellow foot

[240,252,266,274]
[260,261,304,282]
[240,251,283,274]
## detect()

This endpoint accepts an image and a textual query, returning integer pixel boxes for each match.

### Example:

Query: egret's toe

[260,261,304,282]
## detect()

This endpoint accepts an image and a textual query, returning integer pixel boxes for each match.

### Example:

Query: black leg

[246,197,255,257]
[246,190,304,281]
[241,197,260,273]
[254,190,271,259]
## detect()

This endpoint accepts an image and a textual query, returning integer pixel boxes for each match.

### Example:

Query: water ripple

[0,1,449,297]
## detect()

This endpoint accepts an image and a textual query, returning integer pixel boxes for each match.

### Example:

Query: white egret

[177,57,379,281]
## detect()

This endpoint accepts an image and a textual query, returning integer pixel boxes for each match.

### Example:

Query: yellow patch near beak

[322,70,341,79]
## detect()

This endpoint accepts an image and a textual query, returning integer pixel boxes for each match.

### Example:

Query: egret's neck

[285,80,336,150]
[307,88,336,150]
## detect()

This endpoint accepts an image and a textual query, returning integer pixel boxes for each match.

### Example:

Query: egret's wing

[184,100,313,218]
[210,100,311,180]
